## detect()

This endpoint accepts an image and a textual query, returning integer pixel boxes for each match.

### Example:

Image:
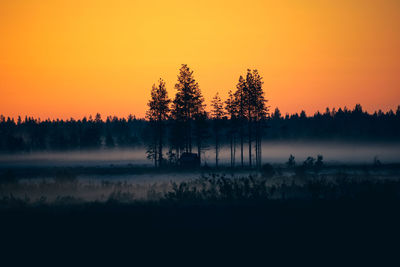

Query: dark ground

[1,165,400,265]
[1,199,399,265]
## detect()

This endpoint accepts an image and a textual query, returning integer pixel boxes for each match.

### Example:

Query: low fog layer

[1,141,400,167]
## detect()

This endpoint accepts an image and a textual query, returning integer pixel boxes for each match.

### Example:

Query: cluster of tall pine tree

[2,65,399,161]
[146,64,269,168]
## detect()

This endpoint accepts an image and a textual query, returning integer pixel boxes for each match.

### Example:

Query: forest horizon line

[1,64,399,169]
[1,103,399,123]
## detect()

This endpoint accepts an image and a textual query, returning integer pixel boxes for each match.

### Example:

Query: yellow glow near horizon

[1,0,399,119]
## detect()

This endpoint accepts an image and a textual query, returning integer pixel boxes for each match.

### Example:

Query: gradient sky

[1,0,399,119]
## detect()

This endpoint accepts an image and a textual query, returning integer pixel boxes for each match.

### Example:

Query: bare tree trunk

[256,121,261,168]
[233,135,236,167]
[258,136,261,167]
[230,134,233,168]
[158,122,163,168]
[255,126,258,168]
[248,117,252,168]
[215,124,219,168]
[189,120,192,153]
[240,124,244,168]
[186,121,190,153]
[189,111,192,153]
[259,134,262,168]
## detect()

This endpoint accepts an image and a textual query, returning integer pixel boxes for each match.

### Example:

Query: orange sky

[1,0,399,119]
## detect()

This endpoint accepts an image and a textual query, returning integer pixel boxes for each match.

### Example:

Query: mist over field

[1,141,399,168]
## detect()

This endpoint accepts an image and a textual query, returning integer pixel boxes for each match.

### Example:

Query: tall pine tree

[146,78,170,167]
[234,76,246,167]
[211,92,224,168]
[225,90,238,168]
[233,70,268,168]
[171,64,205,156]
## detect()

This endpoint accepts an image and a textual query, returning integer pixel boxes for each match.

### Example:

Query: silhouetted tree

[146,78,170,167]
[245,70,253,167]
[315,155,323,172]
[243,69,268,168]
[225,90,238,167]
[80,115,102,148]
[303,157,315,168]
[233,76,246,167]
[169,119,185,159]
[211,92,224,168]
[272,108,281,120]
[1,99,399,157]
[171,64,205,156]
[95,113,102,123]
[300,110,306,119]
[287,154,296,168]
[251,70,269,168]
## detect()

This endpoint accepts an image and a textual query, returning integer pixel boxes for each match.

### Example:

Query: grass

[1,168,400,264]
[1,168,399,207]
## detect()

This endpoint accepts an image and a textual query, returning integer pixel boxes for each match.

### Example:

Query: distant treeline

[1,64,399,169]
[269,104,400,140]
[1,104,399,153]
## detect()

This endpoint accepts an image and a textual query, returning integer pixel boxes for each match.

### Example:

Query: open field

[1,166,400,264]
[1,162,400,203]
[1,150,400,263]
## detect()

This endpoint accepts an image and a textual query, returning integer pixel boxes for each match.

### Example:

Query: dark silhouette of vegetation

[145,78,170,167]
[1,106,399,159]
[193,111,209,164]
[225,90,237,168]
[211,92,224,168]
[171,64,205,157]
[234,76,247,167]
[243,69,269,168]
[1,64,399,172]
[2,163,400,263]
[2,168,400,204]
[179,152,200,168]
[287,154,296,168]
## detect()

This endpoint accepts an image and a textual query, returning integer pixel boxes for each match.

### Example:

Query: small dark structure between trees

[179,152,200,168]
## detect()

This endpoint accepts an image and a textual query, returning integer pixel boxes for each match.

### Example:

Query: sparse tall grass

[1,166,400,208]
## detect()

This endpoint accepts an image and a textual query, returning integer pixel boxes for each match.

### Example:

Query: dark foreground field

[1,199,399,265]
[1,165,400,265]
